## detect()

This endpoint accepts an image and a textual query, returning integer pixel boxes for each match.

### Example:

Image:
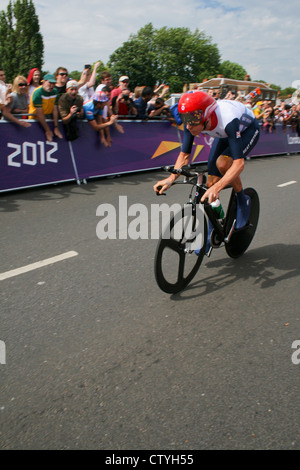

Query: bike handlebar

[156,166,207,196]
[163,165,206,178]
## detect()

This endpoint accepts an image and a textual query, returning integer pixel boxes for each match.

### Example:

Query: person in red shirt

[110,75,130,102]
[111,88,137,118]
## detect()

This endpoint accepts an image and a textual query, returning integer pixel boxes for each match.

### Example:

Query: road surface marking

[0,251,78,281]
[277,181,297,187]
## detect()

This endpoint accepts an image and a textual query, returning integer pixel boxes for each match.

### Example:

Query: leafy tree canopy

[107,23,221,92]
[0,0,44,82]
[219,60,247,81]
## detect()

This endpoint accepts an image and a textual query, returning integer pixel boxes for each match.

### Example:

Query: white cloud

[0,0,299,88]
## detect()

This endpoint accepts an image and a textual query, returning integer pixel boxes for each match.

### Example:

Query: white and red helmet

[178,90,217,126]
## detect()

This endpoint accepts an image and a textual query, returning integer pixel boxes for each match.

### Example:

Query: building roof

[190,77,274,91]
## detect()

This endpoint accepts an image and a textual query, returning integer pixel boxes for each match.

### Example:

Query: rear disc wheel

[225,187,259,258]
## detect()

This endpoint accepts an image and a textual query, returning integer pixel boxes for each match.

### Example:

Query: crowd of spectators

[0,64,299,144]
[207,87,300,136]
[0,64,174,144]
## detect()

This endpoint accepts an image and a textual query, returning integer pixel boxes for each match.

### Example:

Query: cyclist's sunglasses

[180,110,203,126]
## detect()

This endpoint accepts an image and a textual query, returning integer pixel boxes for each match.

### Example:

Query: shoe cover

[236,195,251,230]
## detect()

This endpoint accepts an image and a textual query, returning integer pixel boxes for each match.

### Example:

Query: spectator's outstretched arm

[86,61,101,89]
[2,105,31,127]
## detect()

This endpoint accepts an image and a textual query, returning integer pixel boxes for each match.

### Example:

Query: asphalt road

[0,154,300,450]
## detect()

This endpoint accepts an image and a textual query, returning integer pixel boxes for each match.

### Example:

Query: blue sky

[0,0,299,89]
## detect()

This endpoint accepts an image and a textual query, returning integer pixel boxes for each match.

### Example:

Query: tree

[219,60,247,80]
[108,23,221,92]
[108,24,159,90]
[0,0,44,82]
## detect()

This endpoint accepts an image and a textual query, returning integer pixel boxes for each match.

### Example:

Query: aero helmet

[178,90,217,126]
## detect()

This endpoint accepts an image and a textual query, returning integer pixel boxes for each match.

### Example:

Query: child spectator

[134,86,153,120]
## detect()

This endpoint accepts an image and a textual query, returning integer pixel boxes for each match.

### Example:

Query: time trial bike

[154,166,260,294]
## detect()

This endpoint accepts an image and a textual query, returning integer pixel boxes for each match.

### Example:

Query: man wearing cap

[29,73,63,142]
[58,80,84,141]
[83,91,118,132]
[58,80,84,123]
[110,75,130,103]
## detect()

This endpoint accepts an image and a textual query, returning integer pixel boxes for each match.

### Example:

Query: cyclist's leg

[216,152,251,229]
[216,155,242,192]
[207,137,227,182]
[234,123,260,228]
[202,138,227,253]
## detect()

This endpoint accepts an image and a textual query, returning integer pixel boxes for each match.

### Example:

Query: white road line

[277,181,297,187]
[0,251,78,281]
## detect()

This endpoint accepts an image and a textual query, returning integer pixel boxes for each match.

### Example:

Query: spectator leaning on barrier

[148,97,171,119]
[2,75,31,128]
[98,86,125,147]
[83,90,118,134]
[29,73,63,142]
[262,104,275,133]
[58,80,84,141]
[134,86,153,120]
[281,104,292,132]
[284,103,299,134]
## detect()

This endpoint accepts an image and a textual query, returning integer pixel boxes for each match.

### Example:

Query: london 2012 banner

[0,119,299,192]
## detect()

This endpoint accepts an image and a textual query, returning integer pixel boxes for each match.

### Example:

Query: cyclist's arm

[153,126,194,194]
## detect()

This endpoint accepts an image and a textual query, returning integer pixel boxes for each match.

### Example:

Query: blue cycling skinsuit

[181,100,260,177]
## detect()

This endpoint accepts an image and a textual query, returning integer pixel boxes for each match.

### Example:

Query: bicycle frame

[164,166,236,248]
[154,166,259,293]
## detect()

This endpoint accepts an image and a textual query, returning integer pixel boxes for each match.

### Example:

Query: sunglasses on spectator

[18,83,27,87]
[59,72,68,76]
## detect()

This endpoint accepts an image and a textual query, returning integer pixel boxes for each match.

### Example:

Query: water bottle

[211,199,225,220]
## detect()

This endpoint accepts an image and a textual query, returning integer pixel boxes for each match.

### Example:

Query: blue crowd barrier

[0,119,299,193]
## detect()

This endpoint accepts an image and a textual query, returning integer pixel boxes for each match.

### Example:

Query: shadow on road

[0,170,162,213]
[171,243,300,300]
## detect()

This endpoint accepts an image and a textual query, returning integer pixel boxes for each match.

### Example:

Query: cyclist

[153,90,260,251]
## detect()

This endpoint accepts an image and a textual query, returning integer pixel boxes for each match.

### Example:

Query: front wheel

[225,187,260,258]
[154,204,208,294]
